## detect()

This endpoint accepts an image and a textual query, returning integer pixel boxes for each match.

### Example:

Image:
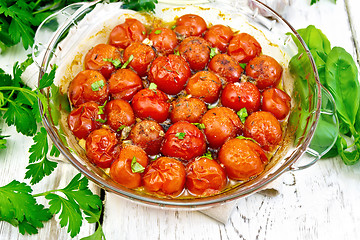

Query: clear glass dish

[33,0,339,209]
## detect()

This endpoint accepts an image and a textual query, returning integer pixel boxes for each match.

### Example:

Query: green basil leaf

[297,25,331,54]
[336,135,360,165]
[324,47,359,126]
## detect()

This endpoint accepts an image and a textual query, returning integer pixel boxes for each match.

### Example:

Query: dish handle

[289,85,339,171]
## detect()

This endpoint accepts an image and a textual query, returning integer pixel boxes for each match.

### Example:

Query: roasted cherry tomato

[208,54,243,83]
[178,36,210,71]
[185,71,222,104]
[261,88,291,120]
[148,55,191,95]
[244,111,283,151]
[131,88,170,123]
[129,120,165,155]
[227,33,262,63]
[245,55,283,90]
[123,42,156,77]
[105,99,135,131]
[200,107,243,149]
[221,82,261,113]
[109,18,147,49]
[170,97,207,123]
[161,121,206,161]
[218,138,268,181]
[186,157,227,196]
[174,14,207,37]
[85,128,121,168]
[68,101,105,139]
[110,144,149,189]
[204,24,233,53]
[149,28,178,55]
[84,44,122,79]
[143,157,186,195]
[68,70,108,107]
[108,69,143,101]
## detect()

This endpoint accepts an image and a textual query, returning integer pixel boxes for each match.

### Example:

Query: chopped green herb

[121,54,134,69]
[210,47,218,59]
[131,156,145,173]
[237,108,248,124]
[174,50,180,56]
[175,132,186,139]
[97,100,107,115]
[202,152,213,160]
[236,135,258,144]
[162,66,173,72]
[117,125,126,132]
[149,82,158,92]
[208,104,217,109]
[239,63,247,69]
[142,31,146,35]
[95,118,107,123]
[192,123,205,130]
[171,25,176,30]
[91,80,105,91]
[154,30,162,34]
[103,58,122,68]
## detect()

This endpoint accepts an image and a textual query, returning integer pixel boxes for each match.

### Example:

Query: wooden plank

[345,0,360,66]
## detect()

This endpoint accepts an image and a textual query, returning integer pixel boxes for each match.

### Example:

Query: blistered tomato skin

[143,157,186,195]
[245,55,283,90]
[221,82,261,113]
[129,120,165,155]
[178,36,210,71]
[84,44,122,79]
[218,138,268,181]
[161,121,206,161]
[149,28,178,55]
[186,157,227,196]
[131,88,170,123]
[204,24,233,53]
[170,97,207,123]
[185,71,222,104]
[68,70,108,107]
[110,145,149,189]
[174,14,207,37]
[123,42,156,77]
[85,128,121,168]
[227,33,262,63]
[262,88,291,120]
[109,18,147,49]
[108,69,143,101]
[68,101,105,139]
[208,54,243,83]
[244,111,283,151]
[105,99,135,131]
[200,107,243,149]
[148,55,191,95]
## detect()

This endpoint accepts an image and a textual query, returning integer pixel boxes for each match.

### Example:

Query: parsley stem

[33,1,60,15]
[32,189,58,197]
[0,108,8,111]
[0,86,38,97]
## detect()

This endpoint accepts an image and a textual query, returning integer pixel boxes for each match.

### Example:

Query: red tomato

[221,82,261,113]
[208,54,243,83]
[200,107,243,149]
[108,69,143,101]
[149,28,178,55]
[131,88,170,123]
[178,36,210,71]
[161,121,206,161]
[105,99,135,131]
[174,14,207,37]
[143,157,186,195]
[227,33,262,63]
[185,71,222,104]
[68,101,105,139]
[204,24,233,53]
[170,97,207,123]
[148,55,191,95]
[123,42,156,77]
[129,120,165,155]
[84,44,122,79]
[68,70,108,107]
[218,138,268,181]
[110,144,149,189]
[244,111,283,151]
[186,157,227,196]
[261,88,291,120]
[85,128,121,168]
[245,55,283,90]
[109,18,147,49]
